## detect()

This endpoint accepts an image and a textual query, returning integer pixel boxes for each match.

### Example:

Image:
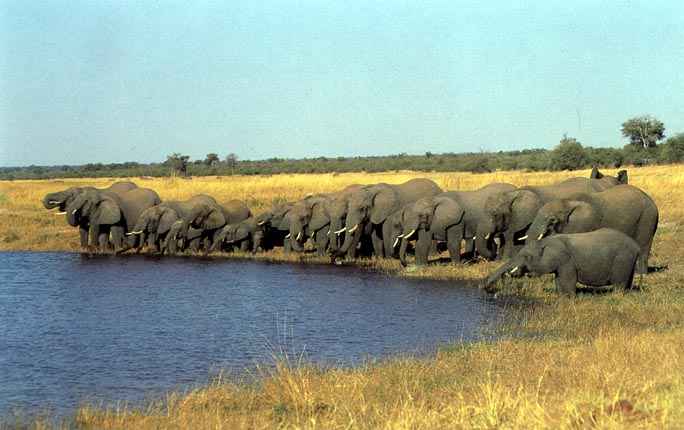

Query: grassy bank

[1,166,683,429]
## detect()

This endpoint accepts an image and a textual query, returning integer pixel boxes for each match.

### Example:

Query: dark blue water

[0,252,507,415]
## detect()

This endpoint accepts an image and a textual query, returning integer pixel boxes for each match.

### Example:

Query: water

[0,252,508,415]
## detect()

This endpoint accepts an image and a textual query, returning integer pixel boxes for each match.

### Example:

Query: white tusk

[296,232,302,241]
[510,266,519,274]
[334,227,346,235]
[404,229,416,240]
[485,233,491,240]
[258,220,266,226]
[348,224,359,234]
[520,235,528,240]
[537,233,544,240]
[326,229,331,236]
[285,233,291,239]
[393,235,403,248]
[472,236,476,240]
[71,209,78,215]
[49,200,61,205]
[55,212,66,215]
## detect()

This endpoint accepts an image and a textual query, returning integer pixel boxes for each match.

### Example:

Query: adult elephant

[288,184,364,255]
[255,203,294,253]
[330,178,444,263]
[42,181,138,248]
[525,184,658,274]
[327,189,372,259]
[121,194,217,253]
[475,169,625,260]
[484,229,641,295]
[208,217,262,254]
[398,183,516,266]
[65,187,161,251]
[177,200,252,252]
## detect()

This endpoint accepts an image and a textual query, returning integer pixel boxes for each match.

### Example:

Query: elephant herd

[43,167,659,295]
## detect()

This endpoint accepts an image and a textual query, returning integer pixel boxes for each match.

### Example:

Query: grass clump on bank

[1,165,683,429]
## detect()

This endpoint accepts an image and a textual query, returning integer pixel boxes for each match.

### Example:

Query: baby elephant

[484,228,641,295]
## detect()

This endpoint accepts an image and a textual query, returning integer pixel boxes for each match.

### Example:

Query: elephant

[327,188,373,259]
[176,200,252,252]
[255,203,294,253]
[42,181,138,248]
[65,186,162,251]
[525,184,658,274]
[121,194,217,253]
[475,169,626,260]
[398,183,517,266]
[589,166,628,190]
[330,178,444,263]
[208,217,262,254]
[484,228,641,295]
[288,184,364,255]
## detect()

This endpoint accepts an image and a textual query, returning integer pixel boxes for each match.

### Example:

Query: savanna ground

[1,165,683,429]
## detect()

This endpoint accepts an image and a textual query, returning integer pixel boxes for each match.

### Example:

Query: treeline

[2,133,684,180]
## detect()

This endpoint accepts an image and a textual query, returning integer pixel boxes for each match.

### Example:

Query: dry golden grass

[2,165,684,429]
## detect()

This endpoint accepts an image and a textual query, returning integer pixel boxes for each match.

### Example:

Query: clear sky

[1,1,683,167]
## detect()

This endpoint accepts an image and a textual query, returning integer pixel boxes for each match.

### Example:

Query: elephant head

[288,196,331,252]
[125,205,180,251]
[398,196,465,266]
[483,240,543,293]
[179,204,227,247]
[333,184,400,257]
[525,199,598,242]
[589,167,628,189]
[66,190,122,250]
[209,218,259,254]
[475,189,543,259]
[43,187,86,212]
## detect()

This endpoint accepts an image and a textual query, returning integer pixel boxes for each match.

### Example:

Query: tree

[225,153,238,175]
[204,153,219,167]
[659,133,684,164]
[550,134,589,171]
[621,115,665,149]
[166,153,189,176]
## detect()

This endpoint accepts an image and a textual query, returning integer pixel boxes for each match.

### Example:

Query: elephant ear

[94,199,121,225]
[370,189,399,225]
[564,200,598,232]
[232,224,250,241]
[309,198,331,231]
[203,209,226,230]
[431,198,464,234]
[157,208,179,235]
[509,190,543,231]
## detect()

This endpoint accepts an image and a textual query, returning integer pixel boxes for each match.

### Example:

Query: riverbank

[2,167,683,429]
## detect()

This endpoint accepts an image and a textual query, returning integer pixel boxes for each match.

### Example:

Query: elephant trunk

[331,223,362,263]
[475,223,496,260]
[484,257,522,293]
[289,224,306,252]
[399,236,410,267]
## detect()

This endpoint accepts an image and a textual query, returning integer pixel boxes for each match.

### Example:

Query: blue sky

[1,0,683,167]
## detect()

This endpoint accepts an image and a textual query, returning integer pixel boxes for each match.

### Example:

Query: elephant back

[105,181,138,194]
[220,199,252,225]
[118,188,163,231]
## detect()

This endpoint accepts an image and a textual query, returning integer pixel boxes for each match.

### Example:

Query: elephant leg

[314,231,329,256]
[500,231,516,260]
[555,263,578,295]
[414,233,432,265]
[370,227,384,258]
[612,254,637,291]
[78,224,89,248]
[110,226,125,249]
